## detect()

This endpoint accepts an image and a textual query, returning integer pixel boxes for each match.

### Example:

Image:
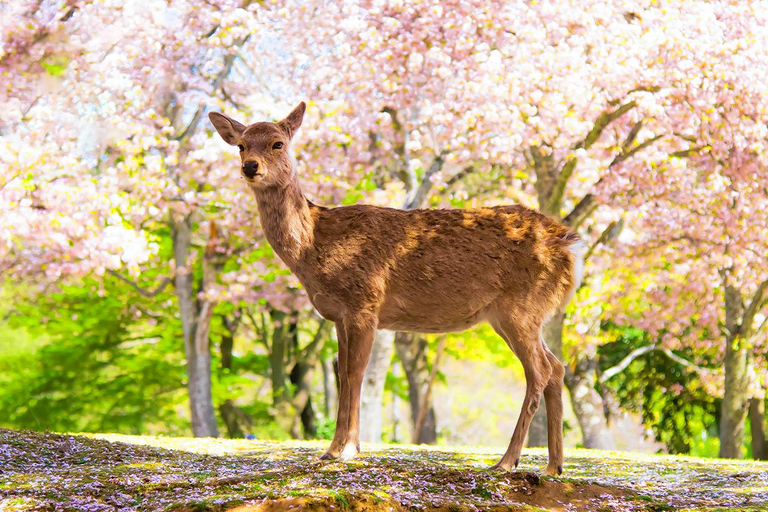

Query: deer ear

[208,112,246,146]
[278,102,306,138]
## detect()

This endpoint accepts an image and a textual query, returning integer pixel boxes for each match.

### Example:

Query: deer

[209,102,586,476]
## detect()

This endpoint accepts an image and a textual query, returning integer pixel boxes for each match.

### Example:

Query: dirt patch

[229,472,641,512]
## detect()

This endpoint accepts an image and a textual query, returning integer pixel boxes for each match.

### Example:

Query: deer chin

[243,171,268,187]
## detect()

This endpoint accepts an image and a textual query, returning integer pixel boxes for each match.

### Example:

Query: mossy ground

[1,428,766,511]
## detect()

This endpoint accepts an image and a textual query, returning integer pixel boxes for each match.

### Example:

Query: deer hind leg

[542,347,565,476]
[321,314,376,461]
[490,314,552,472]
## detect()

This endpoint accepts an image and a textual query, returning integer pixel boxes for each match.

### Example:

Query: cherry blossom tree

[259,0,715,447]
[3,0,766,456]
[601,1,768,457]
[0,0,323,436]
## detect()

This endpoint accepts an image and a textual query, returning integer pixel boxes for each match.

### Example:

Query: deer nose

[242,160,259,178]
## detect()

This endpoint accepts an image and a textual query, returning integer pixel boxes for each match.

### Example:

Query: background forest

[1,0,767,462]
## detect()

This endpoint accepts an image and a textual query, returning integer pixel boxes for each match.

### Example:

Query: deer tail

[561,232,587,309]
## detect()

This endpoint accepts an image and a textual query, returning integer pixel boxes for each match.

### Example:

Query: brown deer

[209,102,585,476]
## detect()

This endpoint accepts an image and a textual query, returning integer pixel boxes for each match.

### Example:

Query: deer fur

[209,103,586,476]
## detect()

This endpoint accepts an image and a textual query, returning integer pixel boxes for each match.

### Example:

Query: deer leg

[337,313,377,460]
[542,348,565,476]
[321,321,350,460]
[320,314,376,461]
[490,317,551,472]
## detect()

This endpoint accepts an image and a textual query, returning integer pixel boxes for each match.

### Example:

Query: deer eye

[237,144,245,152]
[272,142,284,150]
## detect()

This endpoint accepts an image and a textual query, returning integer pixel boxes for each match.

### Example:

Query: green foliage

[315,418,336,440]
[40,55,69,77]
[599,323,719,456]
[0,278,188,435]
[443,326,524,378]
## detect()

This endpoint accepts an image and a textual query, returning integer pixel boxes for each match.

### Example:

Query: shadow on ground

[1,429,767,511]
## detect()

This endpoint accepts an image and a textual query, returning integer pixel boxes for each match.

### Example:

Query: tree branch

[563,189,598,228]
[609,134,664,167]
[622,120,644,150]
[599,345,657,382]
[742,278,768,338]
[600,345,713,383]
[445,164,478,188]
[583,219,623,264]
[106,269,172,298]
[212,36,250,92]
[574,101,636,151]
[299,319,332,363]
[404,153,446,210]
[175,102,206,142]
[546,157,577,215]
[670,146,705,158]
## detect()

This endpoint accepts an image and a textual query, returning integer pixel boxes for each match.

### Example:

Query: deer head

[208,102,306,189]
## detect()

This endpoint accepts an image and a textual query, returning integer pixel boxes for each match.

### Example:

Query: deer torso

[254,185,574,332]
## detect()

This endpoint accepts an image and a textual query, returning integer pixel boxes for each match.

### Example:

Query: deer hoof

[488,460,514,472]
[339,443,359,461]
[543,464,563,477]
[320,451,339,461]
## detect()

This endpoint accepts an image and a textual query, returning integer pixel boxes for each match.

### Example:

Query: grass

[1,428,767,511]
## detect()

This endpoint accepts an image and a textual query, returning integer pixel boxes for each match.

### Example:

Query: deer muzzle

[242,160,260,179]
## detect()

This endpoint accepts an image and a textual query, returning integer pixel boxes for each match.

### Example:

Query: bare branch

[600,345,713,383]
[106,269,172,298]
[599,345,656,382]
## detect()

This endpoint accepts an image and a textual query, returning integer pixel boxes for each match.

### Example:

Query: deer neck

[252,177,314,269]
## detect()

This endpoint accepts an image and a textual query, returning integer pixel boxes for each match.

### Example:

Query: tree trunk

[290,360,317,438]
[218,317,251,438]
[395,332,438,444]
[269,310,292,405]
[391,361,402,443]
[220,401,246,439]
[720,335,749,458]
[565,362,615,450]
[531,157,614,450]
[527,408,548,446]
[269,310,298,434]
[720,282,749,459]
[359,330,395,443]
[172,215,218,437]
[322,356,337,419]
[749,398,767,460]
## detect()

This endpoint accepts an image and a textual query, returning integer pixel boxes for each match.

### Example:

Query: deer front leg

[321,321,350,460]
[321,314,376,461]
